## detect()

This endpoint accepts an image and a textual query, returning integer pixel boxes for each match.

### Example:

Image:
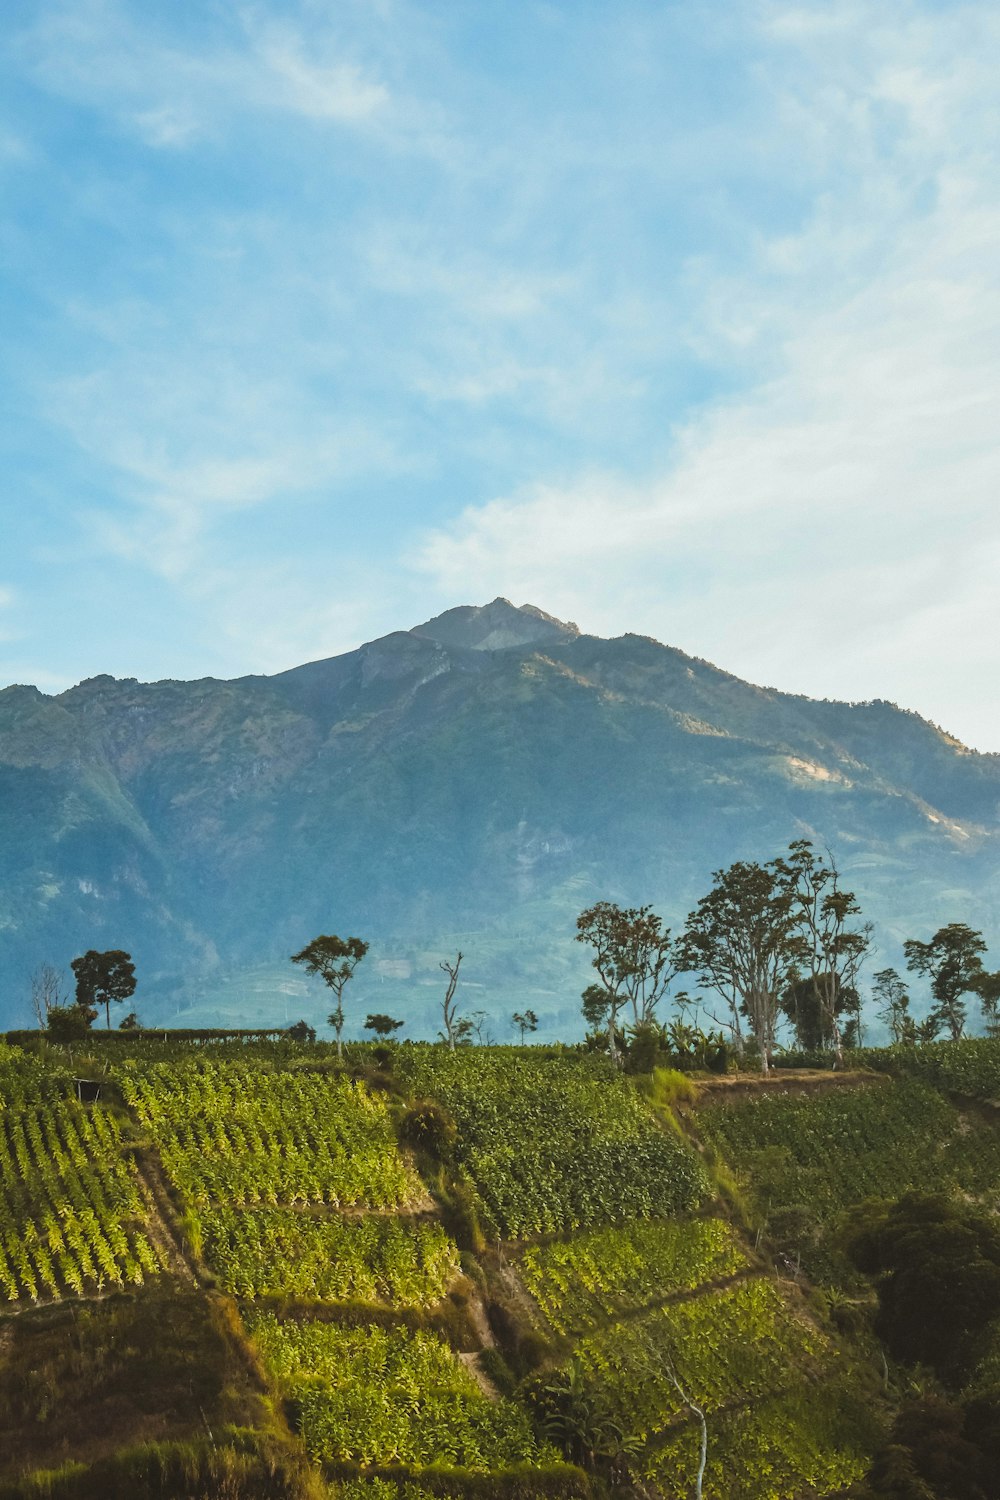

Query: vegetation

[520,1218,748,1333]
[395,1048,707,1237]
[0,1063,165,1300]
[247,1313,557,1471]
[70,949,137,1031]
[202,1208,459,1306]
[291,935,369,1057]
[118,1059,423,1211]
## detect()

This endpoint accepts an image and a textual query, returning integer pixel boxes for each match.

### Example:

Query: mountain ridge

[1,599,998,1033]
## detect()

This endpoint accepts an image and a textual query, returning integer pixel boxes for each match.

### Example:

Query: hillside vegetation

[5,1032,1000,1497]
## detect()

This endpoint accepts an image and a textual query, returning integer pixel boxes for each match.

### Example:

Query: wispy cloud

[411,1,1000,749]
[19,0,391,148]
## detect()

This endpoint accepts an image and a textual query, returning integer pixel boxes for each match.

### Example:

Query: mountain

[2,597,999,1034]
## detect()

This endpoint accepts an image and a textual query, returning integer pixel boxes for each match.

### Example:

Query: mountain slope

[1,599,998,1032]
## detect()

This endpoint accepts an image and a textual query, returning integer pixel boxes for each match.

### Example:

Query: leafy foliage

[698,1077,1000,1237]
[246,1313,557,1471]
[0,1084,166,1301]
[117,1059,423,1210]
[202,1208,459,1306]
[395,1049,707,1237]
[520,1218,747,1333]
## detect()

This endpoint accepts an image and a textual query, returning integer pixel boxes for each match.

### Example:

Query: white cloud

[411,2,1000,749]
[19,0,390,148]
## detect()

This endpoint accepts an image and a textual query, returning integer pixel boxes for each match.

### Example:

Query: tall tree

[777,841,873,1068]
[70,949,136,1031]
[291,934,368,1058]
[871,968,912,1044]
[903,923,988,1041]
[512,1008,538,1043]
[575,903,676,1067]
[439,952,466,1050]
[676,860,799,1073]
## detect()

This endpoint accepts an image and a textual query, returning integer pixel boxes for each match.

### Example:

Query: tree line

[575,839,999,1072]
[28,837,997,1062]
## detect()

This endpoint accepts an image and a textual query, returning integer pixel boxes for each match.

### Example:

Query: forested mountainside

[2,598,999,1032]
[6,1031,1000,1499]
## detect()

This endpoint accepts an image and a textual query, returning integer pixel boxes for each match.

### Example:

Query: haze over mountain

[1,599,998,1036]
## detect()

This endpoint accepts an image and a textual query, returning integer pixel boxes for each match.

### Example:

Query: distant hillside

[2,597,999,1032]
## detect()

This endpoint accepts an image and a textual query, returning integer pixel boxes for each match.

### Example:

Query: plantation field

[645,1378,875,1500]
[0,1046,165,1300]
[521,1217,748,1333]
[567,1275,872,1498]
[868,1036,1000,1102]
[202,1207,459,1306]
[396,1048,707,1237]
[118,1060,424,1210]
[246,1312,558,1472]
[697,1075,1000,1228]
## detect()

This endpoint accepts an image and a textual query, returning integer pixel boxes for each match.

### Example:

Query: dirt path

[694,1068,884,1102]
[133,1148,198,1286]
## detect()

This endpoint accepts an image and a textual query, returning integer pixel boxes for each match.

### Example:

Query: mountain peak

[410,598,579,653]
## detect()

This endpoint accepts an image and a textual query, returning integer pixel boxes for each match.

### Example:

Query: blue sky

[2,0,999,746]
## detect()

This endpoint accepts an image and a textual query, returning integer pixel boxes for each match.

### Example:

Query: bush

[400,1100,458,1157]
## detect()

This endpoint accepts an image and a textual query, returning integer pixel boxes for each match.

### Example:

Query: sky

[2,0,999,748]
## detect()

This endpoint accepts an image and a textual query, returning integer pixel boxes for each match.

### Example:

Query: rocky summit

[1,598,998,1033]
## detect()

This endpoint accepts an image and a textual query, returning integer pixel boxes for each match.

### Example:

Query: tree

[975,969,1000,1036]
[903,924,988,1041]
[439,952,465,1050]
[47,1004,93,1045]
[575,903,676,1067]
[285,1018,317,1043]
[512,1008,538,1043]
[845,1192,1000,1388]
[364,1013,404,1039]
[872,969,912,1044]
[676,860,799,1073]
[70,949,136,1031]
[118,1011,141,1031]
[30,963,68,1029]
[779,973,860,1053]
[290,934,368,1058]
[776,841,873,1068]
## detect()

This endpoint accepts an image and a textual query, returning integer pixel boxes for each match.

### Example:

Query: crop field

[0,1060,166,1301]
[645,1378,874,1500]
[202,1207,459,1305]
[521,1217,748,1333]
[118,1060,424,1210]
[246,1312,558,1471]
[565,1275,871,1498]
[869,1036,1000,1101]
[396,1048,707,1236]
[697,1075,1000,1227]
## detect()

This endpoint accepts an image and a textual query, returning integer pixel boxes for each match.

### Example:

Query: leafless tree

[439,951,465,1049]
[30,963,68,1029]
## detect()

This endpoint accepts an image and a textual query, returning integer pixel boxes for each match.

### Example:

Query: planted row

[396,1049,707,1237]
[118,1060,422,1210]
[202,1207,459,1306]
[246,1313,557,1472]
[0,1094,165,1301]
[521,1218,748,1333]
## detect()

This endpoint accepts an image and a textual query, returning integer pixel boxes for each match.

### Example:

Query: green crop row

[118,1060,422,1210]
[866,1037,1000,1103]
[202,1207,459,1306]
[645,1377,875,1500]
[395,1049,707,1237]
[521,1218,748,1333]
[246,1313,557,1472]
[573,1278,832,1438]
[697,1076,1000,1227]
[0,1094,166,1300]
